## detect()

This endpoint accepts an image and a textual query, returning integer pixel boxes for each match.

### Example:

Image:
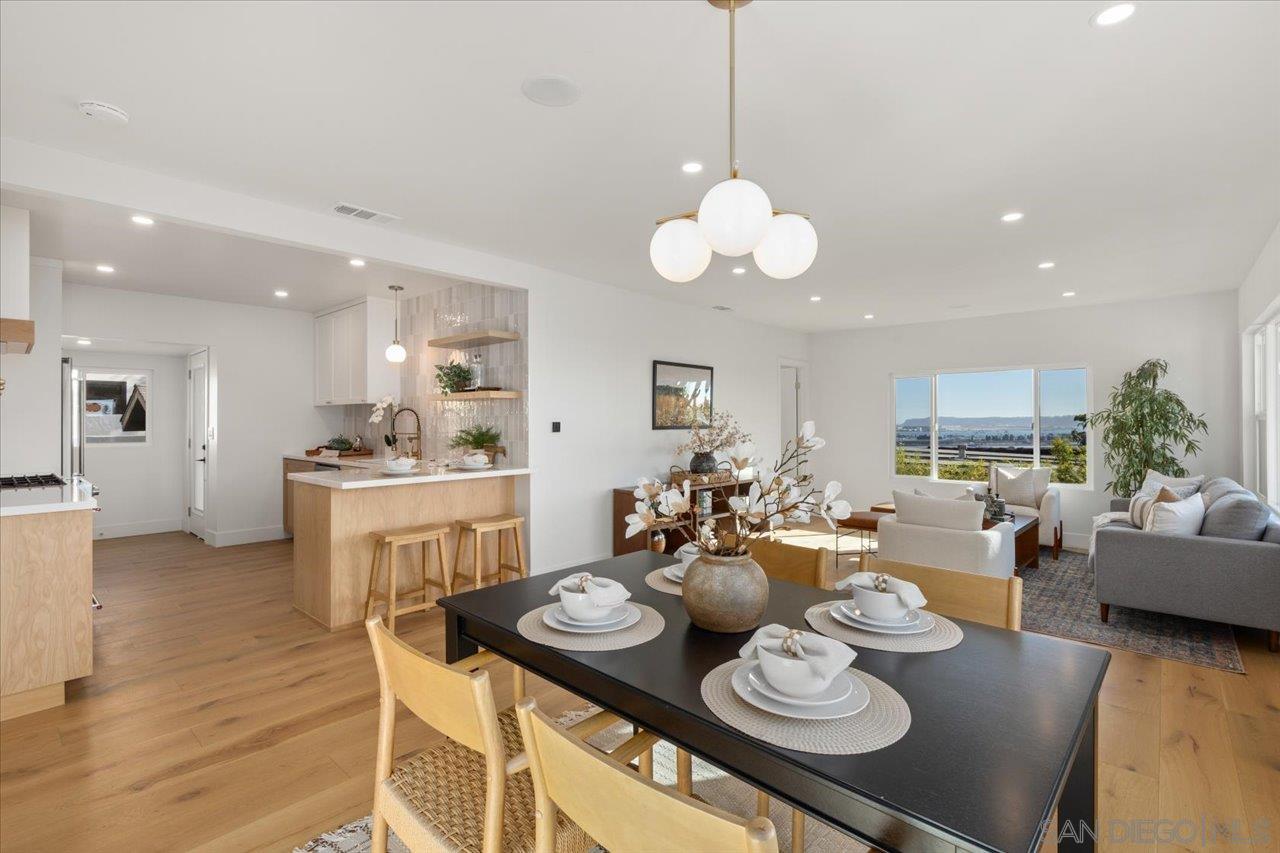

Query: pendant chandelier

[650,0,817,283]
[385,285,407,363]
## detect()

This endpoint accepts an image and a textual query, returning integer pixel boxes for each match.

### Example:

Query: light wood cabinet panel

[0,510,93,709]
[282,458,318,535]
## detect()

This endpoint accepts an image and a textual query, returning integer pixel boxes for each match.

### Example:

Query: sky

[896,369,1087,423]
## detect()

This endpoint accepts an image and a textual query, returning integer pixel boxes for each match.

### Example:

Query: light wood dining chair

[366,616,627,853]
[858,553,1023,630]
[516,696,779,853]
[750,537,829,588]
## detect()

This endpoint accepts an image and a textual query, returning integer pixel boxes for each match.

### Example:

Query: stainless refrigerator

[60,356,84,481]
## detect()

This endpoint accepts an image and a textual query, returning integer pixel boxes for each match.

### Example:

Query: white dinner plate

[543,603,642,634]
[830,603,935,635]
[746,665,855,707]
[661,565,685,583]
[552,604,629,628]
[731,662,869,720]
[836,602,921,628]
[378,467,420,476]
[450,463,493,471]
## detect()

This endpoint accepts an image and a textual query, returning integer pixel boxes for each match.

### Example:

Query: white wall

[61,284,344,545]
[0,257,62,476]
[66,350,187,539]
[1238,221,1279,331]
[527,284,808,572]
[809,291,1242,550]
[0,205,30,319]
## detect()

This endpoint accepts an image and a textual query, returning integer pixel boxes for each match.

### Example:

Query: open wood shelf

[0,318,36,355]
[426,390,523,401]
[426,330,521,349]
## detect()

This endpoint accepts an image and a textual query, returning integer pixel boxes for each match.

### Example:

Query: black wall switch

[551,421,561,433]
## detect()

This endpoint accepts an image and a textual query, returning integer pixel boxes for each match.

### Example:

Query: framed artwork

[652,360,713,430]
[83,369,152,444]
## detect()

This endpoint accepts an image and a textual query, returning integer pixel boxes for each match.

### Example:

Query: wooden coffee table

[987,514,1040,574]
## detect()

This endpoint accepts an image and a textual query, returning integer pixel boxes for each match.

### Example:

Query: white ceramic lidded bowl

[756,644,852,698]
[558,585,617,622]
[849,584,911,622]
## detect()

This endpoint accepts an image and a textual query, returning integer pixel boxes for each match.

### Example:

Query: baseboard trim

[208,526,288,547]
[1063,532,1090,552]
[93,518,184,540]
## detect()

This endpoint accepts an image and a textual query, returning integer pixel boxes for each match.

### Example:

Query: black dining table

[438,550,1110,853]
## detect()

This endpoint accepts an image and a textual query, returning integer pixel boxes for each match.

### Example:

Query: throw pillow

[1144,493,1206,536]
[1198,476,1251,511]
[995,467,1038,508]
[1264,517,1280,545]
[1129,486,1180,528]
[1200,492,1272,541]
[892,490,984,531]
[912,487,979,501]
[1140,470,1204,495]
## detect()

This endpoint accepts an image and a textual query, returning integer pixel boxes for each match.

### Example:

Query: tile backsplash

[342,281,528,466]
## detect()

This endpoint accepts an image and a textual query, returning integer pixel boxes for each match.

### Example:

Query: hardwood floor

[1,532,1276,852]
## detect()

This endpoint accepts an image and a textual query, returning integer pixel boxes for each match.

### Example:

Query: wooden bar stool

[364,524,451,635]
[451,514,527,592]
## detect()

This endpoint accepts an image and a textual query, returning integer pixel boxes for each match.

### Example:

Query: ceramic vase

[682,552,769,633]
[689,451,718,474]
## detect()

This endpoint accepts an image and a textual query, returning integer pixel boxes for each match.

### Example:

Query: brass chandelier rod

[654,207,811,226]
[729,0,737,179]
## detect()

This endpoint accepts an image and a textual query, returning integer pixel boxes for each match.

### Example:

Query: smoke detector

[78,101,129,125]
[332,202,402,224]
[521,75,581,107]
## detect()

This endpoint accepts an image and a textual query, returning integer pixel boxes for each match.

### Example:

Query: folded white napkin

[834,572,927,610]
[549,573,631,607]
[739,624,855,681]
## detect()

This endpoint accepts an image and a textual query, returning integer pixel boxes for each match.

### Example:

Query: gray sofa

[1094,477,1280,651]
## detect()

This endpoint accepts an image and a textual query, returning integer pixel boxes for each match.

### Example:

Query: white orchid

[818,481,853,530]
[633,476,664,501]
[726,440,760,473]
[368,395,397,424]
[658,480,692,517]
[624,501,659,539]
[798,421,826,452]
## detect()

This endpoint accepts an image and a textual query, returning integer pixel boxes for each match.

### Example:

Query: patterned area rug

[297,710,869,852]
[1020,548,1243,673]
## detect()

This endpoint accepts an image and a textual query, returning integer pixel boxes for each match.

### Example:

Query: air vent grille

[332,203,401,224]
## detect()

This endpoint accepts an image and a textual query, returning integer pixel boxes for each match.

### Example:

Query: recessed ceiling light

[1092,3,1136,27]
[78,100,129,124]
[864,313,875,320]
[1038,261,1056,269]
[521,74,581,107]
[95,264,114,273]
[1001,211,1024,223]
[76,339,92,346]
[809,295,822,302]
[274,289,289,298]
[682,162,703,174]
[130,215,154,226]
[731,266,747,275]
[349,258,366,267]
[1062,291,1077,298]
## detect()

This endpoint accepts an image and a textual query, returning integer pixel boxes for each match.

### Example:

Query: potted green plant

[1089,358,1208,498]
[449,425,502,461]
[435,362,474,395]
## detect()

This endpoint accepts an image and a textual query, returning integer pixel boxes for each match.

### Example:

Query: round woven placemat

[517,603,666,651]
[644,568,683,596]
[804,601,963,653]
[700,660,910,755]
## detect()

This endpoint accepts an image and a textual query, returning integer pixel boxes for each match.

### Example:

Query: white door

[780,365,800,454]
[187,350,209,541]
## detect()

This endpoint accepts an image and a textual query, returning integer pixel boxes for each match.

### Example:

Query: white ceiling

[2,189,463,313]
[2,0,1277,331]
[60,335,200,357]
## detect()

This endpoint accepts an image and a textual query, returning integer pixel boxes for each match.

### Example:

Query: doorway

[780,364,801,454]
[187,350,209,541]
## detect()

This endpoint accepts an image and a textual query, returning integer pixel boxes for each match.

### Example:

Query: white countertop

[283,453,389,470]
[0,477,98,517]
[288,465,531,490]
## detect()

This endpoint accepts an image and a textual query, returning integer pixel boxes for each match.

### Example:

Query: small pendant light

[385,285,407,363]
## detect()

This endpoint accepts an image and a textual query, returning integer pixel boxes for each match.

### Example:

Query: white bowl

[557,587,617,622]
[850,585,910,622]
[383,457,416,471]
[756,645,849,698]
[676,543,700,565]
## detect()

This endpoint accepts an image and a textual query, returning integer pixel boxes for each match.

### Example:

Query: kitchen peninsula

[289,465,529,630]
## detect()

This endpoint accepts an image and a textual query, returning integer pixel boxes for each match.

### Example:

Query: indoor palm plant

[1089,358,1208,498]
[627,421,851,632]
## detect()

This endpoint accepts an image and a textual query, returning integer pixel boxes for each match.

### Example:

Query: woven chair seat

[382,708,596,853]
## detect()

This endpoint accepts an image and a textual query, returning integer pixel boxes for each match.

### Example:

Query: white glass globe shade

[697,178,773,257]
[385,342,407,363]
[650,218,712,283]
[752,214,818,280]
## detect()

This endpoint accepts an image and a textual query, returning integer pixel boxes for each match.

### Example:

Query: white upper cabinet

[314,298,398,406]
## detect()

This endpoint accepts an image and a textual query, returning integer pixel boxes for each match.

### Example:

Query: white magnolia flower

[727,441,760,472]
[731,481,784,528]
[658,481,692,517]
[633,476,664,501]
[368,409,384,424]
[624,501,658,538]
[786,506,813,524]
[818,481,853,529]
[798,421,827,452]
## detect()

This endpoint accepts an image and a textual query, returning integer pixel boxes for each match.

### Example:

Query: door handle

[196,457,207,463]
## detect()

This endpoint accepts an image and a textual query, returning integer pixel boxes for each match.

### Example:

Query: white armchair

[976,468,1064,558]
[877,491,1016,578]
